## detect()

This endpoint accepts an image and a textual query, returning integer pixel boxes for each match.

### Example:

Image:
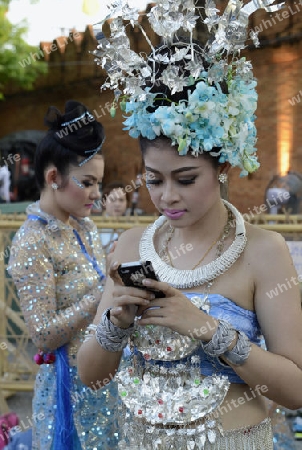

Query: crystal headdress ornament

[92,0,284,176]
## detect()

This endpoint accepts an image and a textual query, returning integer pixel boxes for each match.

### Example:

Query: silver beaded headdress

[92,0,284,176]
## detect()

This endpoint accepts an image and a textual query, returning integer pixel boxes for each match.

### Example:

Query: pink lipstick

[163,209,186,219]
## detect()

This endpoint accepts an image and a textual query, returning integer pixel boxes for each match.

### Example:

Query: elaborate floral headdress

[92,0,284,176]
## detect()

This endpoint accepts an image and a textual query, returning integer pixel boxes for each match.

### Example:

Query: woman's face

[55,155,104,220]
[104,188,127,216]
[144,142,221,228]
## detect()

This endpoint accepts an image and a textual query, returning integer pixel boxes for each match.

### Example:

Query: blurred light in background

[7,0,149,45]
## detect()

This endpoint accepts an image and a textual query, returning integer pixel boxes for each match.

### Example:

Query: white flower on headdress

[185,60,203,79]
[160,67,188,94]
[147,0,197,40]
[249,30,260,48]
[204,0,220,30]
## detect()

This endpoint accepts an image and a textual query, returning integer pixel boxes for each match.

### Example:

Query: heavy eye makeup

[145,166,199,187]
[145,174,198,186]
[72,176,102,189]
[146,176,197,186]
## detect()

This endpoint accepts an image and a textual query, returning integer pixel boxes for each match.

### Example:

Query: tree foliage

[0,0,47,99]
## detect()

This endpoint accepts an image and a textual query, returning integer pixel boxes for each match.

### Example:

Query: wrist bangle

[95,308,134,352]
[223,330,251,366]
[202,319,237,357]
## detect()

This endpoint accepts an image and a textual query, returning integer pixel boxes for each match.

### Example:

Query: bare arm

[77,276,123,386]
[228,230,302,409]
[77,226,154,386]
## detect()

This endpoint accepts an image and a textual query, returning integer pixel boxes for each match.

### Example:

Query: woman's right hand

[108,261,154,329]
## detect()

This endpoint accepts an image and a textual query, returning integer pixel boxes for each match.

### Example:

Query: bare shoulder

[245,222,293,269]
[246,222,288,250]
[113,225,148,263]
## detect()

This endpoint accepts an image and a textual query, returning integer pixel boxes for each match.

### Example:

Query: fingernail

[142,278,152,286]
[149,293,155,300]
[143,300,150,305]
[112,261,119,269]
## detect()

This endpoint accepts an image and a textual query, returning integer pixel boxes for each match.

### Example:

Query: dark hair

[147,38,228,109]
[101,181,130,206]
[139,135,220,171]
[35,100,105,191]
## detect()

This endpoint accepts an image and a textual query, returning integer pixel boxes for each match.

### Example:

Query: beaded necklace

[139,200,247,289]
[159,209,233,270]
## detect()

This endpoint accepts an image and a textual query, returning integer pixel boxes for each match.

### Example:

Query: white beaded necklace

[139,200,247,289]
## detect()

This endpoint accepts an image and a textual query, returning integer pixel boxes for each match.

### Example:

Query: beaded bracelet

[95,308,135,352]
[202,319,237,357]
[223,330,251,366]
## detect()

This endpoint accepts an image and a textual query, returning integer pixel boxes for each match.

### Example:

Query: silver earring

[218,173,228,184]
[51,182,58,190]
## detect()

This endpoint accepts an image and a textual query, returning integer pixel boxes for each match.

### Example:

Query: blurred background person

[0,163,11,203]
[101,181,128,217]
[98,181,129,255]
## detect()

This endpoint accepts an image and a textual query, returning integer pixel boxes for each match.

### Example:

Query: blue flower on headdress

[122,61,259,176]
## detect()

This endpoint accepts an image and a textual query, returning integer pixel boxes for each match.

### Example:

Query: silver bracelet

[223,330,251,366]
[202,319,237,357]
[95,308,135,352]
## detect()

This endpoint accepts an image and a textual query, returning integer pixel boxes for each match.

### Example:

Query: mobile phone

[117,260,165,298]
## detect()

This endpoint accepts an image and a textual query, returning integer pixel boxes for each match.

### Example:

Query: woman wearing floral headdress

[77,1,302,448]
[7,101,119,449]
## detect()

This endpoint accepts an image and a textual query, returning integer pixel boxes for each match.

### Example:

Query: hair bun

[44,100,105,158]
[61,101,90,126]
[44,106,63,130]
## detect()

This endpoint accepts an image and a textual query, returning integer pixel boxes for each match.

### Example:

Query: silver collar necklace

[139,200,247,289]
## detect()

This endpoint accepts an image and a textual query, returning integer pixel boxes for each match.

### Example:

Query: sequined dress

[7,202,118,450]
[117,293,274,449]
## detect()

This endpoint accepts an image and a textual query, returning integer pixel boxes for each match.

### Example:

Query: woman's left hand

[136,278,215,339]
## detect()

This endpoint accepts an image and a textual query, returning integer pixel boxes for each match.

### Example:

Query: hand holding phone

[117,260,165,298]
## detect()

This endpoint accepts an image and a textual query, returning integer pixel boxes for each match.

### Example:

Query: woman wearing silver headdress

[77,1,302,448]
